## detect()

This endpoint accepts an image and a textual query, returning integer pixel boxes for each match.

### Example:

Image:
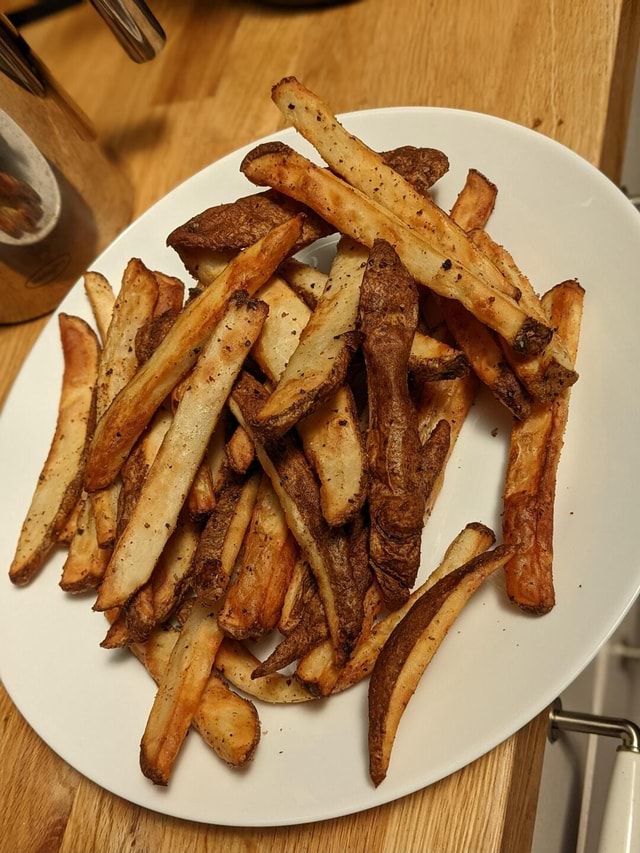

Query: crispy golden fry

[219,476,297,639]
[334,523,495,692]
[368,543,516,785]
[503,280,584,613]
[408,332,470,381]
[83,271,115,345]
[91,259,159,548]
[59,496,111,593]
[242,143,551,356]
[253,276,367,526]
[470,230,579,401]
[278,258,327,309]
[187,460,216,523]
[95,293,268,611]
[231,373,362,665]
[254,238,368,439]
[278,557,314,635]
[193,472,261,605]
[271,77,520,302]
[225,425,255,475]
[215,638,314,703]
[10,315,99,585]
[140,599,225,785]
[361,241,450,608]
[136,627,260,767]
[450,168,498,232]
[85,217,302,492]
[123,582,155,641]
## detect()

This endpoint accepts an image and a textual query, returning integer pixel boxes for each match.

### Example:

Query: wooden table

[0,2,638,851]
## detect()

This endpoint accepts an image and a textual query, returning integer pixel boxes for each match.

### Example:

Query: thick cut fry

[252,592,328,678]
[193,472,261,605]
[278,557,315,635]
[57,498,82,545]
[215,638,314,703]
[207,418,228,496]
[255,237,368,439]
[177,249,235,288]
[95,293,268,611]
[153,271,184,315]
[278,258,328,309]
[272,77,520,301]
[470,230,579,401]
[408,331,470,381]
[241,144,551,355]
[368,543,515,785]
[450,169,498,232]
[140,599,224,785]
[219,477,297,639]
[187,460,216,523]
[503,280,584,613]
[59,496,110,592]
[86,216,303,492]
[334,522,495,692]
[225,425,255,475]
[361,241,449,609]
[136,627,259,766]
[83,271,115,345]
[91,259,159,548]
[231,373,362,665]
[254,276,367,526]
[10,315,99,585]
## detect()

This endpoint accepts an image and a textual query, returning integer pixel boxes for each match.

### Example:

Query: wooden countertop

[0,2,638,851]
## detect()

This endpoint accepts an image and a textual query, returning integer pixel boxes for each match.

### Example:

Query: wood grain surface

[0,1,638,851]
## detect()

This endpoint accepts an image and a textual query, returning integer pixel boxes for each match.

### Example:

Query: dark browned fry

[450,168,497,232]
[360,241,450,609]
[225,425,255,475]
[251,592,328,678]
[380,146,449,196]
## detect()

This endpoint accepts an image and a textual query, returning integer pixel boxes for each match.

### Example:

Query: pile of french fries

[8,77,584,788]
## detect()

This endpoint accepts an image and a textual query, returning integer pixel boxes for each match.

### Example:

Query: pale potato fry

[187,460,216,522]
[10,315,99,585]
[193,471,261,605]
[503,280,584,613]
[57,498,82,545]
[272,77,519,301]
[218,476,297,639]
[368,543,516,785]
[215,638,315,703]
[85,216,303,492]
[153,271,185,315]
[231,373,363,665]
[59,496,110,593]
[83,271,115,345]
[253,275,367,526]
[140,599,225,784]
[278,257,328,309]
[207,418,228,496]
[255,237,368,439]
[334,523,495,693]
[408,332,470,382]
[278,556,314,635]
[241,144,552,356]
[95,293,268,611]
[225,425,255,475]
[136,627,259,767]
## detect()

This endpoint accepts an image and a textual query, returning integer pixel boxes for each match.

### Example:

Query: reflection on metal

[89,0,166,63]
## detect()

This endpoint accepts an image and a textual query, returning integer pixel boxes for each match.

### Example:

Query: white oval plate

[2,107,640,827]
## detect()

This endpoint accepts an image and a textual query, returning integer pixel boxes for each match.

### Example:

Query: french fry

[368,543,516,785]
[192,471,260,605]
[140,599,225,785]
[361,241,450,609]
[252,591,327,678]
[254,237,368,439]
[215,638,315,703]
[95,292,268,611]
[10,315,99,585]
[91,259,159,548]
[503,279,584,613]
[59,496,111,593]
[187,460,216,523]
[85,216,303,492]
[153,271,184,315]
[57,498,82,545]
[334,522,495,693]
[271,77,520,301]
[225,425,255,475]
[218,476,297,639]
[136,627,260,767]
[242,143,552,356]
[207,418,228,496]
[83,271,115,345]
[470,229,578,401]
[450,168,498,232]
[278,257,327,309]
[253,275,367,526]
[278,557,315,635]
[231,373,363,665]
